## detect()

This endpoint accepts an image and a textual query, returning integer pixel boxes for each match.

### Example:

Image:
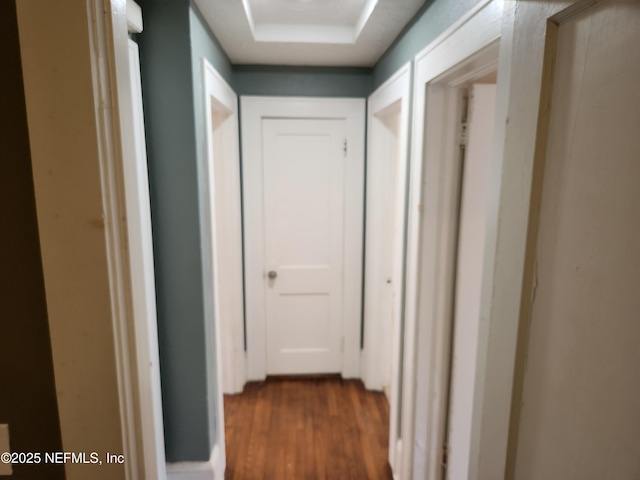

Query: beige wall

[514,1,640,478]
[16,0,126,478]
[0,2,64,478]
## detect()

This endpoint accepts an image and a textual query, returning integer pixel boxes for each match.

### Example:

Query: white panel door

[262,118,346,375]
[447,84,496,480]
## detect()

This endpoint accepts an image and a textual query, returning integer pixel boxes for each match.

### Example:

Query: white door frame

[17,0,163,478]
[123,36,168,480]
[405,1,503,479]
[203,59,246,397]
[241,96,365,381]
[411,44,500,480]
[360,62,412,475]
[475,1,597,478]
[362,62,411,391]
[170,58,245,479]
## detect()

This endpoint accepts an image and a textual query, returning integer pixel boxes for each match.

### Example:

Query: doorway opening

[225,95,376,477]
[241,96,366,381]
[362,63,412,480]
[363,100,404,398]
[207,94,245,397]
[409,37,500,480]
[199,58,245,477]
[439,74,497,480]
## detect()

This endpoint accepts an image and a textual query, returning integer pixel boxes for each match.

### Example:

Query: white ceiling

[193,0,426,67]
[251,0,366,27]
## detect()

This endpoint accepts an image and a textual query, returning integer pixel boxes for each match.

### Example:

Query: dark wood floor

[224,376,393,480]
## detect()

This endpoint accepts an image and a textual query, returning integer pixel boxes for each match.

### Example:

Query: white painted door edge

[406,1,503,480]
[241,96,365,381]
[166,444,225,480]
[124,38,168,480]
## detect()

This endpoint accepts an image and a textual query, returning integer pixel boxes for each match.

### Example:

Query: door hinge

[441,443,449,470]
[459,122,469,147]
[343,139,347,156]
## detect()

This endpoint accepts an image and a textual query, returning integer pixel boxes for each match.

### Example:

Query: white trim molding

[123,37,168,480]
[406,1,503,480]
[166,445,225,480]
[126,0,143,33]
[241,96,366,381]
[361,62,412,476]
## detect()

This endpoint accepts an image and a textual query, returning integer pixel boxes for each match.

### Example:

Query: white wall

[514,1,640,478]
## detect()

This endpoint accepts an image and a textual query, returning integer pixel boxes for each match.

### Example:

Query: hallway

[8,1,640,479]
[224,378,392,480]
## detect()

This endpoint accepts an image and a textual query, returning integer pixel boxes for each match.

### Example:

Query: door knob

[268,270,278,279]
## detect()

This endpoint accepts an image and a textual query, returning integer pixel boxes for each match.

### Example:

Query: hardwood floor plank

[224,377,392,480]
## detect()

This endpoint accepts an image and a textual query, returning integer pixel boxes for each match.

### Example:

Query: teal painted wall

[234,65,372,97]
[372,0,483,89]
[137,0,232,462]
[190,5,233,86]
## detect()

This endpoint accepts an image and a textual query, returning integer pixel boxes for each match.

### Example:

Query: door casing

[197,57,244,478]
[406,1,503,479]
[241,96,366,381]
[203,59,245,396]
[16,0,162,477]
[362,62,412,477]
[124,37,168,480]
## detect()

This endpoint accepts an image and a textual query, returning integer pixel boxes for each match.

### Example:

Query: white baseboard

[166,444,224,480]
